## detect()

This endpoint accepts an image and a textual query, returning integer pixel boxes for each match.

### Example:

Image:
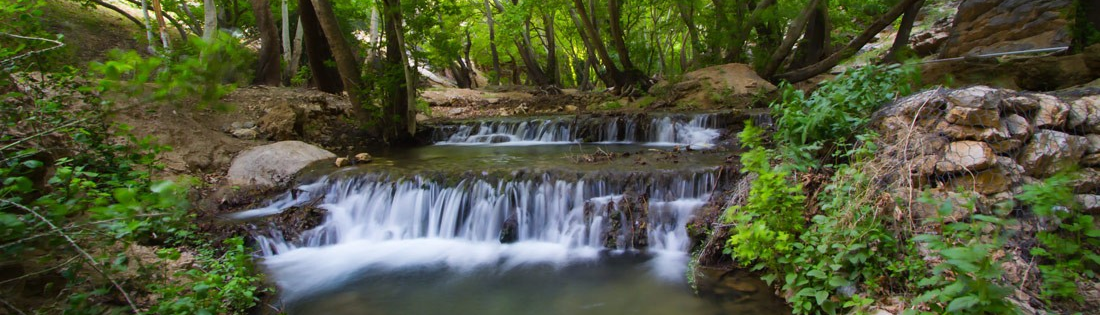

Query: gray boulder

[226,141,336,188]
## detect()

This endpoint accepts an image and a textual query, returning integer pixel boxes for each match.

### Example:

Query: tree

[251,0,282,85]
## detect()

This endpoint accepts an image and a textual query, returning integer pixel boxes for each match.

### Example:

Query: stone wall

[872,86,1100,217]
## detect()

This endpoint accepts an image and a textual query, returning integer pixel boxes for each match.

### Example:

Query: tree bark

[676,1,701,61]
[883,0,925,63]
[568,8,612,87]
[151,0,169,48]
[289,17,304,80]
[298,0,343,92]
[251,0,282,85]
[776,0,921,83]
[310,0,364,117]
[762,0,820,78]
[380,0,416,142]
[483,0,502,85]
[140,0,154,52]
[203,0,217,40]
[789,3,830,70]
[607,0,636,71]
[723,0,776,63]
[543,13,560,87]
[573,0,624,89]
[281,0,291,64]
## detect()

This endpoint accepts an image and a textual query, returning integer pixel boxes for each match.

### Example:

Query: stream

[237,112,789,315]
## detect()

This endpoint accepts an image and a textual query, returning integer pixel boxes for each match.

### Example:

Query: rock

[353,153,372,163]
[241,121,256,129]
[935,121,1008,142]
[945,86,1002,110]
[945,106,1000,127]
[499,214,518,243]
[936,141,996,174]
[988,139,1023,155]
[940,0,1072,58]
[1073,168,1100,193]
[259,103,302,141]
[1068,96,1093,128]
[564,104,578,112]
[944,157,1021,195]
[231,128,258,140]
[1075,194,1100,214]
[1017,129,1087,176]
[1076,96,1100,133]
[1031,94,1068,129]
[226,141,336,188]
[1082,153,1100,167]
[1087,135,1100,154]
[912,190,977,223]
[1002,114,1030,140]
[334,157,349,167]
[1004,96,1039,113]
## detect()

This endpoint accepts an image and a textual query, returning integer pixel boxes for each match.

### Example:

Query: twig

[0,255,80,285]
[0,199,141,314]
[0,118,88,154]
[0,33,65,65]
[0,296,28,315]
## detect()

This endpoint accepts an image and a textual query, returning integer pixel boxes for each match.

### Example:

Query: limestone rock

[1076,194,1100,215]
[1002,114,1031,140]
[1018,130,1087,176]
[936,141,995,174]
[1004,96,1039,113]
[1072,168,1100,193]
[945,106,999,127]
[936,121,1008,142]
[1076,96,1100,133]
[945,86,1002,110]
[1031,94,1068,129]
[988,139,1023,155]
[334,157,349,167]
[1087,134,1100,154]
[1068,96,1093,128]
[940,0,1071,58]
[1082,153,1100,167]
[354,153,372,163]
[231,128,258,140]
[226,141,336,188]
[944,157,1021,195]
[564,105,578,112]
[259,103,302,141]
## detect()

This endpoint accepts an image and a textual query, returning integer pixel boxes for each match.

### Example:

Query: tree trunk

[789,3,830,70]
[676,1,701,61]
[568,8,612,88]
[281,0,291,64]
[543,13,560,87]
[762,0,820,78]
[606,0,636,71]
[289,17,304,80]
[777,0,922,83]
[140,0,154,52]
[883,0,925,63]
[483,0,502,85]
[298,0,343,92]
[723,0,776,63]
[517,19,550,86]
[251,0,282,85]
[573,0,624,88]
[203,0,217,40]
[151,0,169,48]
[86,0,145,32]
[382,0,416,142]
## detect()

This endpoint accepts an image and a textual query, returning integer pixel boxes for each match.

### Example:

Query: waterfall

[432,113,722,148]
[248,171,716,300]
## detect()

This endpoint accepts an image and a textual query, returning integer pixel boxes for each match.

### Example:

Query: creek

[236,112,788,315]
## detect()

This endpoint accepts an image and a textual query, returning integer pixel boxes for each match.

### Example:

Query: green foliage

[722,121,806,271]
[771,64,919,169]
[906,196,1017,315]
[90,32,254,110]
[149,237,265,314]
[1017,173,1100,303]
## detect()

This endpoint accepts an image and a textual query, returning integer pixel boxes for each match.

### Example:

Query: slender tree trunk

[606,0,635,71]
[884,0,925,63]
[281,0,291,64]
[723,0,776,63]
[381,0,416,141]
[680,32,689,72]
[762,0,821,78]
[140,0,154,52]
[543,13,560,87]
[483,0,502,85]
[517,19,550,86]
[298,0,343,92]
[252,0,282,85]
[177,3,202,35]
[568,8,612,88]
[289,17,304,80]
[369,6,381,61]
[777,0,921,83]
[203,0,217,40]
[151,0,169,48]
[676,1,701,60]
[573,0,622,86]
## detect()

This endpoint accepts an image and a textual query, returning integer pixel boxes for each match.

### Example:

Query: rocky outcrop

[226,141,336,188]
[259,103,304,141]
[940,0,1072,58]
[649,63,776,109]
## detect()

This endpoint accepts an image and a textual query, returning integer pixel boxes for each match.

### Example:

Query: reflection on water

[284,251,787,315]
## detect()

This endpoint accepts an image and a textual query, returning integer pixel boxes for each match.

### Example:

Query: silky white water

[434,113,722,148]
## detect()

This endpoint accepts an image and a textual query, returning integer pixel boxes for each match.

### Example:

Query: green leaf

[946,295,980,312]
[21,160,43,169]
[815,290,829,305]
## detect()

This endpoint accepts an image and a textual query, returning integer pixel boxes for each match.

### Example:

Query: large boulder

[259,103,304,141]
[226,141,336,188]
[940,0,1072,58]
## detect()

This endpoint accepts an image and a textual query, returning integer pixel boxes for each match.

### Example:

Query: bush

[1017,173,1100,303]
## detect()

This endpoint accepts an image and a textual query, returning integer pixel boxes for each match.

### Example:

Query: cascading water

[433,113,722,148]
[243,112,787,315]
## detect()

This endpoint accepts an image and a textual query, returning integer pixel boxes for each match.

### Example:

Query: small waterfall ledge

[246,170,719,300]
[431,113,726,148]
